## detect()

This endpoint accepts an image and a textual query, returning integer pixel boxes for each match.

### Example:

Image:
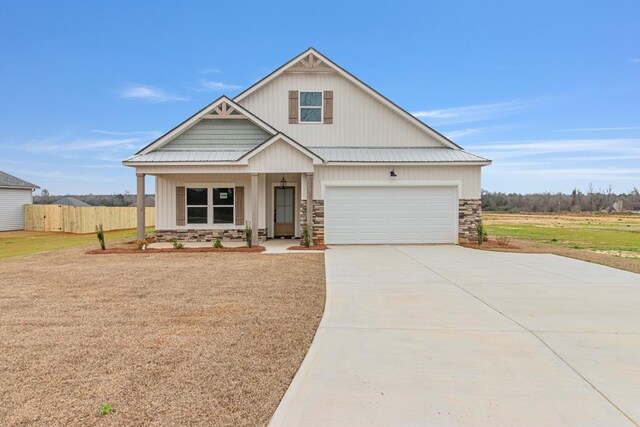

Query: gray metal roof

[0,170,39,188]
[125,150,246,163]
[53,196,92,207]
[309,147,490,163]
[124,147,490,164]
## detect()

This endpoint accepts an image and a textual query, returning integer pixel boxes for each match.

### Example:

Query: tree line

[482,186,640,213]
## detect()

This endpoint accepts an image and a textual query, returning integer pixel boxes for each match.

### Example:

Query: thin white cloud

[120,84,189,102]
[556,126,640,132]
[468,138,640,160]
[445,128,482,139]
[199,68,222,74]
[411,99,541,125]
[22,135,146,155]
[630,58,640,64]
[90,129,161,137]
[199,80,242,91]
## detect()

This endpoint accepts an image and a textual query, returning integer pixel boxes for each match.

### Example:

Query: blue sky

[0,0,638,195]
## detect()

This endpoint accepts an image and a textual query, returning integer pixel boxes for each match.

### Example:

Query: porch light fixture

[390,169,397,177]
[280,174,287,189]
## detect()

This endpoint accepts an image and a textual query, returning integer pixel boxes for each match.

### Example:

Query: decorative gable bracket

[286,52,336,73]
[202,101,244,119]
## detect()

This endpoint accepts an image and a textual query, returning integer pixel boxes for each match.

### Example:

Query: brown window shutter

[323,90,333,124]
[289,90,298,124]
[235,186,244,225]
[176,186,185,226]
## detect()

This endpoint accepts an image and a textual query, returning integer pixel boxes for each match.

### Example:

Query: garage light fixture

[390,169,397,177]
[280,174,287,189]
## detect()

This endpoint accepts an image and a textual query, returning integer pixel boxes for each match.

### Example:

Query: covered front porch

[134,171,315,246]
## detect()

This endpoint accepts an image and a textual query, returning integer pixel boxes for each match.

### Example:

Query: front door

[274,187,295,237]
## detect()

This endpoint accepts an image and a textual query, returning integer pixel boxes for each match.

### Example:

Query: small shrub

[551,238,558,242]
[496,236,511,246]
[245,221,253,248]
[145,234,155,244]
[95,224,105,250]
[99,402,112,416]
[476,219,484,245]
[171,239,184,250]
[134,239,147,250]
[302,224,311,248]
[213,238,223,249]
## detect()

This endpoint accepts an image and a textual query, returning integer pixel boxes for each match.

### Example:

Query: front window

[213,188,234,224]
[299,91,322,123]
[186,188,208,224]
[185,186,235,225]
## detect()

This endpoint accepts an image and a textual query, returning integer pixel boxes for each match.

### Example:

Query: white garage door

[325,186,458,244]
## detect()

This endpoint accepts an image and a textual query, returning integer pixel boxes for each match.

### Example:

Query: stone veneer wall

[300,200,325,245]
[155,228,267,243]
[458,199,482,243]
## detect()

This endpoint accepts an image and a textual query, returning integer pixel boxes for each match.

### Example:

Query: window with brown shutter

[176,186,185,226]
[323,90,333,124]
[235,186,244,225]
[289,91,298,124]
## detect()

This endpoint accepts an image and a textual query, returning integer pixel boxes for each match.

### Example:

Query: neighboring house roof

[53,196,92,207]
[129,196,156,207]
[234,47,462,150]
[310,147,490,164]
[0,170,39,189]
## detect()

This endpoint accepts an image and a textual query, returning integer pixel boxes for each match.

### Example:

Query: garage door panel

[325,186,457,244]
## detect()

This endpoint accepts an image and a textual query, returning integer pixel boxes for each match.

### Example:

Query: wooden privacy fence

[24,204,155,233]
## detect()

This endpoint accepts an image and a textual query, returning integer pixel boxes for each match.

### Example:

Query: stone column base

[458,199,482,243]
[300,200,325,245]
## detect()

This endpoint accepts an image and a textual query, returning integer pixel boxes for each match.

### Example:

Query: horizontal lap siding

[238,73,443,148]
[0,188,32,231]
[161,119,271,151]
[315,165,482,199]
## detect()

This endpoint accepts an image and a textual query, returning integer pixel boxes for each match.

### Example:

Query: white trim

[269,181,300,238]
[320,179,463,199]
[183,183,236,228]
[133,96,278,157]
[323,183,460,245]
[233,48,461,150]
[298,90,323,124]
[321,161,492,166]
[239,133,324,165]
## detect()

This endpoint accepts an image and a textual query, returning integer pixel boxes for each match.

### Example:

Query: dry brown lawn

[464,238,640,274]
[0,248,325,426]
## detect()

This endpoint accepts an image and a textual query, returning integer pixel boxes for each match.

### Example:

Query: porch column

[306,172,314,242]
[136,172,145,240]
[251,173,259,245]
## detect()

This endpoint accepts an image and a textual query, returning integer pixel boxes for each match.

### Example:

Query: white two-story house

[123,48,491,245]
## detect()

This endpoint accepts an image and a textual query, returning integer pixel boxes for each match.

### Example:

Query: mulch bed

[288,245,328,251]
[87,246,266,254]
[461,241,520,250]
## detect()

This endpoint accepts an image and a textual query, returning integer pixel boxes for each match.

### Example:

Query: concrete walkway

[270,245,640,426]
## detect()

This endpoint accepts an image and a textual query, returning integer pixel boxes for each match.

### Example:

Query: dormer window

[299,91,323,123]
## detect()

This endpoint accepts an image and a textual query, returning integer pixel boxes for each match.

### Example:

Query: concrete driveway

[270,245,640,426]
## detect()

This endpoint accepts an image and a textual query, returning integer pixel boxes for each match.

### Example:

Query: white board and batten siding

[238,72,443,148]
[313,165,482,200]
[325,186,458,244]
[0,188,33,231]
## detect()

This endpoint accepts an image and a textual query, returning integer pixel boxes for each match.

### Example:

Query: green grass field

[484,213,640,253]
[0,227,154,260]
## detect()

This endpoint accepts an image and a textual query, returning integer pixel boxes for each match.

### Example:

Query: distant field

[484,212,640,256]
[0,227,154,260]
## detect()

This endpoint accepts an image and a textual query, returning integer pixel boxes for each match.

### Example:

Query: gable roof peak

[234,48,462,150]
